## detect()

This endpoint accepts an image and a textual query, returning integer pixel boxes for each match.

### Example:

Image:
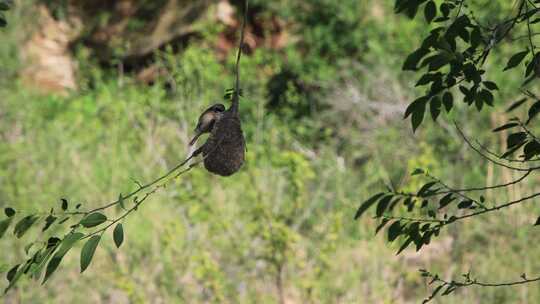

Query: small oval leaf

[80,235,101,273]
[113,223,124,248]
[14,215,39,238]
[80,213,107,228]
[4,207,15,217]
[0,218,12,239]
[504,50,529,71]
[61,199,68,211]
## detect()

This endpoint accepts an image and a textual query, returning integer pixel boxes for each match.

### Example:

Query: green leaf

[412,168,425,176]
[80,213,107,228]
[113,223,124,248]
[424,1,436,23]
[4,207,15,217]
[118,193,125,210]
[405,96,428,119]
[375,195,393,217]
[14,215,39,238]
[411,102,427,133]
[479,89,494,106]
[43,232,84,284]
[457,200,473,209]
[438,193,455,209]
[417,182,437,197]
[506,98,527,112]
[80,235,101,273]
[24,242,34,254]
[42,215,57,232]
[492,123,518,132]
[527,101,540,124]
[354,193,385,219]
[483,81,498,90]
[507,132,527,149]
[30,246,55,280]
[396,237,413,255]
[503,50,529,71]
[403,48,430,71]
[375,218,390,235]
[442,92,453,112]
[524,140,540,160]
[58,217,70,224]
[430,96,442,121]
[0,218,12,239]
[388,221,402,242]
[61,199,68,211]
[6,264,19,282]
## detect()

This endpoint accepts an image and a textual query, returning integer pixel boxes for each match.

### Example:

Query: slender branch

[426,173,487,209]
[381,215,443,224]
[433,169,532,193]
[421,269,540,303]
[526,2,537,57]
[454,122,540,171]
[85,154,196,214]
[231,0,248,114]
[82,165,197,240]
[441,190,540,227]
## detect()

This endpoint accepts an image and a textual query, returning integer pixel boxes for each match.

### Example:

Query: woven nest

[201,109,245,176]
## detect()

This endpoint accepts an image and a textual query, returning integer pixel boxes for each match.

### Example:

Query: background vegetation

[0,0,539,303]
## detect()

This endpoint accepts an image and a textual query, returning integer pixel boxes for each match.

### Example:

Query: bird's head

[189,103,226,146]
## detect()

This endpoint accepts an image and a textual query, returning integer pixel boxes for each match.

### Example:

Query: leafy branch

[357,0,540,301]
[420,269,540,303]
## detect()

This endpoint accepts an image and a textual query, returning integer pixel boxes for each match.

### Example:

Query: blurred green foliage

[1,0,540,303]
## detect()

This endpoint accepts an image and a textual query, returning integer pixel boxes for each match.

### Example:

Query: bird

[189,103,226,146]
[190,99,245,176]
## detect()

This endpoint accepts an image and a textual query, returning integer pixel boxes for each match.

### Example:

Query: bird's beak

[189,130,202,146]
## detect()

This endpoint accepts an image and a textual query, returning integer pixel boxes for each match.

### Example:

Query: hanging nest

[200,107,245,176]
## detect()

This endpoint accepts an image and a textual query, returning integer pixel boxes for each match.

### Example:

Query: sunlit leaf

[412,168,425,176]
[14,215,39,238]
[118,193,125,210]
[42,232,84,284]
[0,218,12,239]
[80,213,107,228]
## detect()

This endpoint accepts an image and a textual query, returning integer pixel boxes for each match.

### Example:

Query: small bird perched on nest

[188,0,247,177]
[189,99,245,176]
